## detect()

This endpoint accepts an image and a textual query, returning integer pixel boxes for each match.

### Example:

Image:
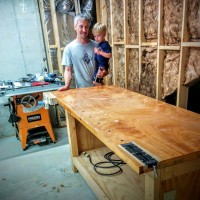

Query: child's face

[93,32,106,43]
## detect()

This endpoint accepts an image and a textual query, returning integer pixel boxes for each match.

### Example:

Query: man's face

[74,20,90,40]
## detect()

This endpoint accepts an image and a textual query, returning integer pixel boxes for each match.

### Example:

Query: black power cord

[83,151,126,176]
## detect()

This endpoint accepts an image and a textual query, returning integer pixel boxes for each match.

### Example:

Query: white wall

[0,0,46,81]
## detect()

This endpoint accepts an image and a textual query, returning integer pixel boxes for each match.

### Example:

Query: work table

[52,85,200,200]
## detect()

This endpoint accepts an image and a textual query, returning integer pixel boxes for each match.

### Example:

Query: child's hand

[94,47,101,55]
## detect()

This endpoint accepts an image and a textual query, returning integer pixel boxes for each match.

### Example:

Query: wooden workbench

[52,85,200,200]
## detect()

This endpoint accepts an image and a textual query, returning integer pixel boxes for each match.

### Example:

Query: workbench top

[52,85,200,171]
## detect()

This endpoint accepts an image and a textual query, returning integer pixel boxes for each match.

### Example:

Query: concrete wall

[0,0,47,137]
[0,0,47,81]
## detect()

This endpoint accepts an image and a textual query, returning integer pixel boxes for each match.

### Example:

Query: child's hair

[92,22,107,34]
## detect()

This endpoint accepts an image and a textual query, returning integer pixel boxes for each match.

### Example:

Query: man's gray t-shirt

[62,39,97,88]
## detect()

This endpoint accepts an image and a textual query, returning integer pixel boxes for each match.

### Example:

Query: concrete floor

[0,127,97,200]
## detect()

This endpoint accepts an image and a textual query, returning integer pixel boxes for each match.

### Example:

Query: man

[59,14,98,91]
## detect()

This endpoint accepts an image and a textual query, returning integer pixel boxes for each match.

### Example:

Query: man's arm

[58,66,72,91]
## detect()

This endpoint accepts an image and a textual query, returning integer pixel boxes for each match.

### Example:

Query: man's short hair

[92,22,107,34]
[74,13,91,27]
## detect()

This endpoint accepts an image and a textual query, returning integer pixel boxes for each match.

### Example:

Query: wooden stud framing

[74,0,80,14]
[177,46,189,108]
[177,0,189,108]
[38,0,200,111]
[110,0,115,85]
[124,0,128,88]
[38,0,79,75]
[156,0,163,100]
[95,0,100,22]
[49,0,62,74]
[138,0,143,83]
[97,0,200,111]
[38,0,53,72]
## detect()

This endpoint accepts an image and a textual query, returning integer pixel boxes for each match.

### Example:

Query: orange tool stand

[13,92,55,150]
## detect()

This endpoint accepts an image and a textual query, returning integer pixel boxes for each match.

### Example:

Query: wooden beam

[66,112,79,172]
[38,0,53,72]
[177,47,189,108]
[156,49,165,100]
[49,0,63,74]
[177,0,189,108]
[159,46,180,50]
[138,0,143,82]
[182,42,200,47]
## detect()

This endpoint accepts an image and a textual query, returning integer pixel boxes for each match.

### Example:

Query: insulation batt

[113,0,124,42]
[127,0,139,44]
[163,0,182,45]
[143,0,158,41]
[116,47,125,88]
[162,51,180,99]
[128,49,139,92]
[187,0,200,41]
[185,48,200,85]
[53,13,76,46]
[140,47,157,98]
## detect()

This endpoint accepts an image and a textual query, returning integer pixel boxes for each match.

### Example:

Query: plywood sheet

[52,86,200,171]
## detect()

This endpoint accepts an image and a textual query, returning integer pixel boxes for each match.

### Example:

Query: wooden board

[52,85,200,174]
[73,146,145,200]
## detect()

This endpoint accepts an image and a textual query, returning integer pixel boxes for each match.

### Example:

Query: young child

[92,22,112,85]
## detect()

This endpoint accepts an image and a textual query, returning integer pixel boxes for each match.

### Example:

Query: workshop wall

[0,0,46,81]
[96,0,200,113]
[0,0,46,137]
[39,0,200,114]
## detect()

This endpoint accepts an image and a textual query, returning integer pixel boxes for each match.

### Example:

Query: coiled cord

[84,151,126,176]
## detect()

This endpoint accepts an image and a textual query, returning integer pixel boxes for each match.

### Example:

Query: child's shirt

[95,41,112,70]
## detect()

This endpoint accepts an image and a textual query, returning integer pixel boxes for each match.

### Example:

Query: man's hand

[97,67,108,78]
[58,85,69,91]
[58,66,72,91]
[94,47,100,55]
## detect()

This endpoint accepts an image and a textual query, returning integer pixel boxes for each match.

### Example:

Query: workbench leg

[145,171,160,200]
[66,111,79,172]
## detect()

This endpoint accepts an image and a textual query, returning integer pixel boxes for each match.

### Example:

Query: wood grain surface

[52,85,200,170]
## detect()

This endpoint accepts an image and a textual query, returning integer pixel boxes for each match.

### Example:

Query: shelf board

[73,147,145,200]
[49,44,58,49]
[159,46,180,50]
[182,42,200,47]
[125,45,140,48]
[141,42,157,46]
[113,42,125,45]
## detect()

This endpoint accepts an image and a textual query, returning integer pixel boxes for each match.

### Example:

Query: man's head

[74,13,91,27]
[74,14,91,41]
